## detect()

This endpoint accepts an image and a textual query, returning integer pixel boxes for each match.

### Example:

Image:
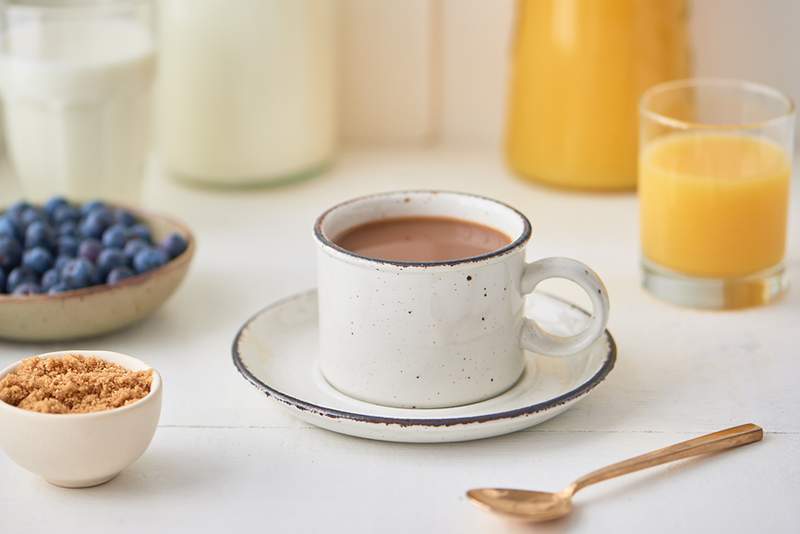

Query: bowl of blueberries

[0,197,195,341]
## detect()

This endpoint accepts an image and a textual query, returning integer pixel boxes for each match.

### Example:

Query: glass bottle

[506,0,691,190]
[157,0,336,187]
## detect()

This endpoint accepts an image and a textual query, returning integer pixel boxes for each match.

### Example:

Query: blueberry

[57,221,78,237]
[79,210,111,239]
[0,269,5,293]
[160,232,188,259]
[12,282,41,295]
[78,238,103,263]
[0,217,21,240]
[20,207,44,228]
[102,224,127,249]
[41,268,60,291]
[54,255,72,272]
[61,258,95,289]
[24,221,54,250]
[97,248,127,278]
[52,204,80,225]
[94,206,114,222]
[128,223,153,244]
[57,236,79,257]
[133,248,167,273]
[7,266,37,292]
[107,266,135,284]
[0,235,22,271]
[114,208,138,227]
[7,201,30,221]
[90,266,103,285]
[48,282,71,294]
[44,196,69,218]
[123,238,148,263]
[80,200,106,217]
[22,247,54,274]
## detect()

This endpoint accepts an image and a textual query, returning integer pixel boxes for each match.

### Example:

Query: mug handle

[519,257,610,356]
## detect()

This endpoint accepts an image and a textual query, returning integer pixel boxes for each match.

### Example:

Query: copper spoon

[467,423,763,522]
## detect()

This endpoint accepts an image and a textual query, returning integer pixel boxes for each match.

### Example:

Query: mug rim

[313,190,532,268]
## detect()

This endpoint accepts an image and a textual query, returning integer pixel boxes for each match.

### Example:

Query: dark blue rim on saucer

[231,290,616,428]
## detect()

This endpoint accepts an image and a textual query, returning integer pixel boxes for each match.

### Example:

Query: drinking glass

[0,0,155,204]
[639,78,795,309]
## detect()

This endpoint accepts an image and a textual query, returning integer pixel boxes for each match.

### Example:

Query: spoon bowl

[467,488,572,521]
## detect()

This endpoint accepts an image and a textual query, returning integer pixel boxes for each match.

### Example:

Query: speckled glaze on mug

[314,191,609,409]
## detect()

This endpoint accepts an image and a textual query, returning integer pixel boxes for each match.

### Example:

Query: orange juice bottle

[506,0,691,190]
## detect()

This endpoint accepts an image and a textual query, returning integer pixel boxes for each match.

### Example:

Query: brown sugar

[0,355,152,414]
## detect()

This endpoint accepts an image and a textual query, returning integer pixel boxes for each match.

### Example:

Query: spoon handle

[569,423,763,495]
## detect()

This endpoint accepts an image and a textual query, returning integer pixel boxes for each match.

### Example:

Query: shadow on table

[90,445,230,498]
[475,516,577,534]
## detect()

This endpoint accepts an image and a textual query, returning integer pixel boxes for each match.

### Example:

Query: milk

[0,19,155,203]
[157,0,336,185]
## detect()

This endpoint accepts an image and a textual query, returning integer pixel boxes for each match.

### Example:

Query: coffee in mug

[333,216,512,262]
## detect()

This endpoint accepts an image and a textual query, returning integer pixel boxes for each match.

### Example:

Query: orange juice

[506,0,690,190]
[640,133,791,278]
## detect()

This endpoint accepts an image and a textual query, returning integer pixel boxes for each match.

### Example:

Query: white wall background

[339,0,800,147]
[339,0,438,144]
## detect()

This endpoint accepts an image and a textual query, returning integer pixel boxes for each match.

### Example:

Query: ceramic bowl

[0,208,195,341]
[0,350,162,488]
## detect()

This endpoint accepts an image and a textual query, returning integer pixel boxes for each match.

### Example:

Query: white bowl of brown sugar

[0,350,161,488]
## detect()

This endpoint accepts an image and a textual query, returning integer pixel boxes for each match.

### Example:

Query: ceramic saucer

[232,290,616,443]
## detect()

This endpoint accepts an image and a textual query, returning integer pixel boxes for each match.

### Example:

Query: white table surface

[1,147,798,533]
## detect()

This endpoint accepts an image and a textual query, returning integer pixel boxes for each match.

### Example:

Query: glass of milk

[0,0,155,203]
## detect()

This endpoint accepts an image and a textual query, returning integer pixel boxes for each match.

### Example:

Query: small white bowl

[0,350,162,488]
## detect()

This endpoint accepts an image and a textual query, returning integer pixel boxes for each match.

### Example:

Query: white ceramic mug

[314,191,610,409]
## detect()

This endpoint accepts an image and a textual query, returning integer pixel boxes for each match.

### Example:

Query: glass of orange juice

[639,79,795,309]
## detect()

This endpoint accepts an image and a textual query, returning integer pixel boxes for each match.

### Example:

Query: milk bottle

[157,0,336,186]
